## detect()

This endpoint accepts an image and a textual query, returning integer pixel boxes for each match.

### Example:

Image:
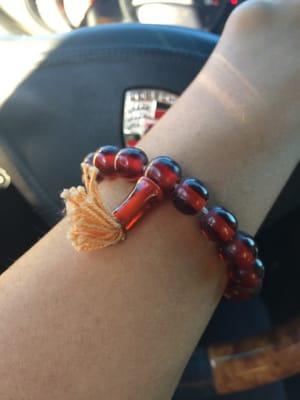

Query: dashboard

[0,0,246,35]
[119,0,246,34]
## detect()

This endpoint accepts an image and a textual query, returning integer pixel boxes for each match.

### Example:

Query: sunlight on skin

[213,53,266,105]
[197,52,267,125]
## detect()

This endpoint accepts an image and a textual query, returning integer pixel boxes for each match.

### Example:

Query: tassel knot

[61,164,125,251]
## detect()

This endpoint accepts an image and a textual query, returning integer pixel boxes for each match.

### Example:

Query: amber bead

[224,281,261,301]
[144,156,182,194]
[113,176,163,231]
[229,259,265,288]
[83,152,95,165]
[94,145,119,176]
[219,231,258,268]
[114,147,148,179]
[200,206,238,243]
[172,178,209,215]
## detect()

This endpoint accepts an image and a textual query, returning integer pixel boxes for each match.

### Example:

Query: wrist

[136,67,296,235]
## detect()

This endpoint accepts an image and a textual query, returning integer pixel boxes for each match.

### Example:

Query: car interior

[0,1,299,399]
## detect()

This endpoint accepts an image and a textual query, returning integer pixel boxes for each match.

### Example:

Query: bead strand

[82,148,265,301]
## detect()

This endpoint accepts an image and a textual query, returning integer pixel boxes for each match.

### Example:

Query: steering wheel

[0,23,299,398]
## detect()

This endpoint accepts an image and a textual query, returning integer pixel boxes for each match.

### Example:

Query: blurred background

[0,0,242,36]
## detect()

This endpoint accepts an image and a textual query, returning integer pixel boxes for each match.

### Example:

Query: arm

[0,2,299,399]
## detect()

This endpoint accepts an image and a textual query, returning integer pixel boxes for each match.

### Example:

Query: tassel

[61,163,125,252]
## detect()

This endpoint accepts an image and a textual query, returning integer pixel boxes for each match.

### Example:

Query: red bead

[200,206,238,243]
[94,145,119,176]
[219,231,258,268]
[229,259,265,288]
[113,176,163,231]
[224,282,261,301]
[83,152,95,165]
[144,156,182,194]
[172,178,209,215]
[114,147,148,179]
[82,152,103,183]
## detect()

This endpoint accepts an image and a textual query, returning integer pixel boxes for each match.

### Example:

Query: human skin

[0,1,299,399]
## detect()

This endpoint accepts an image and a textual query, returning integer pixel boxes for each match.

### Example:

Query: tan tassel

[61,163,125,252]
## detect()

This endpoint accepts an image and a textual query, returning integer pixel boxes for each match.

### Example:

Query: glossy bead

[172,178,209,215]
[144,156,182,194]
[224,281,261,301]
[219,231,258,268]
[114,147,148,179]
[200,206,238,243]
[83,152,95,165]
[113,176,163,231]
[229,259,265,288]
[94,145,119,176]
[82,152,103,183]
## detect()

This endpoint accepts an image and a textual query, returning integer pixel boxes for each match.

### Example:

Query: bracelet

[61,145,265,301]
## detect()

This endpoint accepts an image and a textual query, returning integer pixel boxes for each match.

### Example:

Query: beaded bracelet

[61,145,265,301]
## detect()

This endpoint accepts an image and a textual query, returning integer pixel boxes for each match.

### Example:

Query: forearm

[0,14,299,399]
[141,74,298,235]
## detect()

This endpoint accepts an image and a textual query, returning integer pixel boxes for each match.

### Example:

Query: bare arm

[0,2,299,399]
